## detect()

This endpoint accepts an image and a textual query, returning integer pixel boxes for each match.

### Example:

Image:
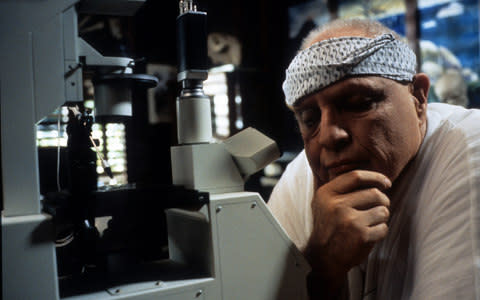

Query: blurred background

[37,0,480,201]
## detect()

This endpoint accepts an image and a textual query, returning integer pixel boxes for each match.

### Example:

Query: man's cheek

[305,146,320,169]
[305,146,327,182]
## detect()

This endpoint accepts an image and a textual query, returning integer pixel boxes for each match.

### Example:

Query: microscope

[1,1,309,299]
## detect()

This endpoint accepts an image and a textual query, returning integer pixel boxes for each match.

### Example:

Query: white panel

[213,193,309,300]
[62,279,214,300]
[171,143,244,194]
[223,127,281,176]
[33,12,66,121]
[2,215,59,300]
[63,6,83,102]
[0,33,41,216]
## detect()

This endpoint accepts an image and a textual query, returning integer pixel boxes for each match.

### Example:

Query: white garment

[268,103,480,299]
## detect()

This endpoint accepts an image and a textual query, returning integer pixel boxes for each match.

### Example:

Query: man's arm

[305,170,391,299]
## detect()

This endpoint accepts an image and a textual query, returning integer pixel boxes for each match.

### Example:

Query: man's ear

[412,73,430,120]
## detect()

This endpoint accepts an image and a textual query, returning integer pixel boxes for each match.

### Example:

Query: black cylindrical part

[176,11,208,73]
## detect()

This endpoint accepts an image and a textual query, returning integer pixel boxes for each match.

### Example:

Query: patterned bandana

[283,33,417,106]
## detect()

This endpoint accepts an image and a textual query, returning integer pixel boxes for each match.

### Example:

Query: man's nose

[317,111,350,151]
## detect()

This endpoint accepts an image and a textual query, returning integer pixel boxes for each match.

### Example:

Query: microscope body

[1,1,309,299]
[1,2,82,299]
[0,1,138,298]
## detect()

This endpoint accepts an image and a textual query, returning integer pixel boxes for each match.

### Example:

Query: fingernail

[384,177,392,188]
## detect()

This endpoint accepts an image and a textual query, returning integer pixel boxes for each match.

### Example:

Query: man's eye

[348,100,375,112]
[344,94,383,113]
[299,109,320,128]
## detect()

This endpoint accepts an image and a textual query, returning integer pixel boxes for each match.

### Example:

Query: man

[268,18,480,299]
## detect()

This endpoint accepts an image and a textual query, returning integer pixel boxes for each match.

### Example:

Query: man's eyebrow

[292,97,312,112]
[330,81,384,99]
[337,80,380,92]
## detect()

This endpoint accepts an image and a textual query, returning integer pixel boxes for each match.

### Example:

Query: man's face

[293,76,426,185]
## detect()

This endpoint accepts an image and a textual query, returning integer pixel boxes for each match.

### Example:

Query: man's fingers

[366,223,389,242]
[356,205,390,227]
[345,188,391,209]
[328,170,391,194]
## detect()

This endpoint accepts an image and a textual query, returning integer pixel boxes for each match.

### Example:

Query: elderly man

[268,19,480,299]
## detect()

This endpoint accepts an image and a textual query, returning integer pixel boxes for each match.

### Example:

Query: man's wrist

[307,270,348,300]
[304,242,348,299]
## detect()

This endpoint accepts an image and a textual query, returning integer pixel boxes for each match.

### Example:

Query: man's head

[283,19,429,184]
[299,18,403,50]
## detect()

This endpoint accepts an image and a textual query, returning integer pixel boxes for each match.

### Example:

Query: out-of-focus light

[215,116,229,127]
[264,163,283,177]
[61,107,69,122]
[107,151,125,159]
[213,94,229,106]
[107,144,125,152]
[61,107,69,115]
[108,158,126,166]
[92,130,103,139]
[210,64,235,73]
[216,127,230,137]
[436,2,464,18]
[418,0,454,9]
[235,119,244,129]
[106,129,125,137]
[204,72,228,95]
[204,84,227,95]
[235,95,242,104]
[106,137,124,145]
[92,123,102,131]
[112,165,125,173]
[106,123,125,130]
[37,138,68,147]
[422,20,437,29]
[84,100,95,110]
[37,130,59,138]
[214,105,229,116]
[105,129,114,137]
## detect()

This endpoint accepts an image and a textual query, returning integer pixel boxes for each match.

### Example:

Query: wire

[55,231,74,247]
[57,108,62,192]
[89,135,114,179]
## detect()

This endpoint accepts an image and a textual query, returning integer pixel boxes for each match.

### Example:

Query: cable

[89,135,113,179]
[57,108,62,191]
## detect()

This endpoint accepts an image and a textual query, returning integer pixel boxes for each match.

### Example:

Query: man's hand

[305,170,391,297]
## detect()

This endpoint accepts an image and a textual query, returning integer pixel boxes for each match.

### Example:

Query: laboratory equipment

[0,1,309,299]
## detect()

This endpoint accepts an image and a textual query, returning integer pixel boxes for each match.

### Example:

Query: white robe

[268,103,480,299]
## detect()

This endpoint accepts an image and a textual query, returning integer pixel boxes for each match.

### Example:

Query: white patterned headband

[283,33,417,106]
